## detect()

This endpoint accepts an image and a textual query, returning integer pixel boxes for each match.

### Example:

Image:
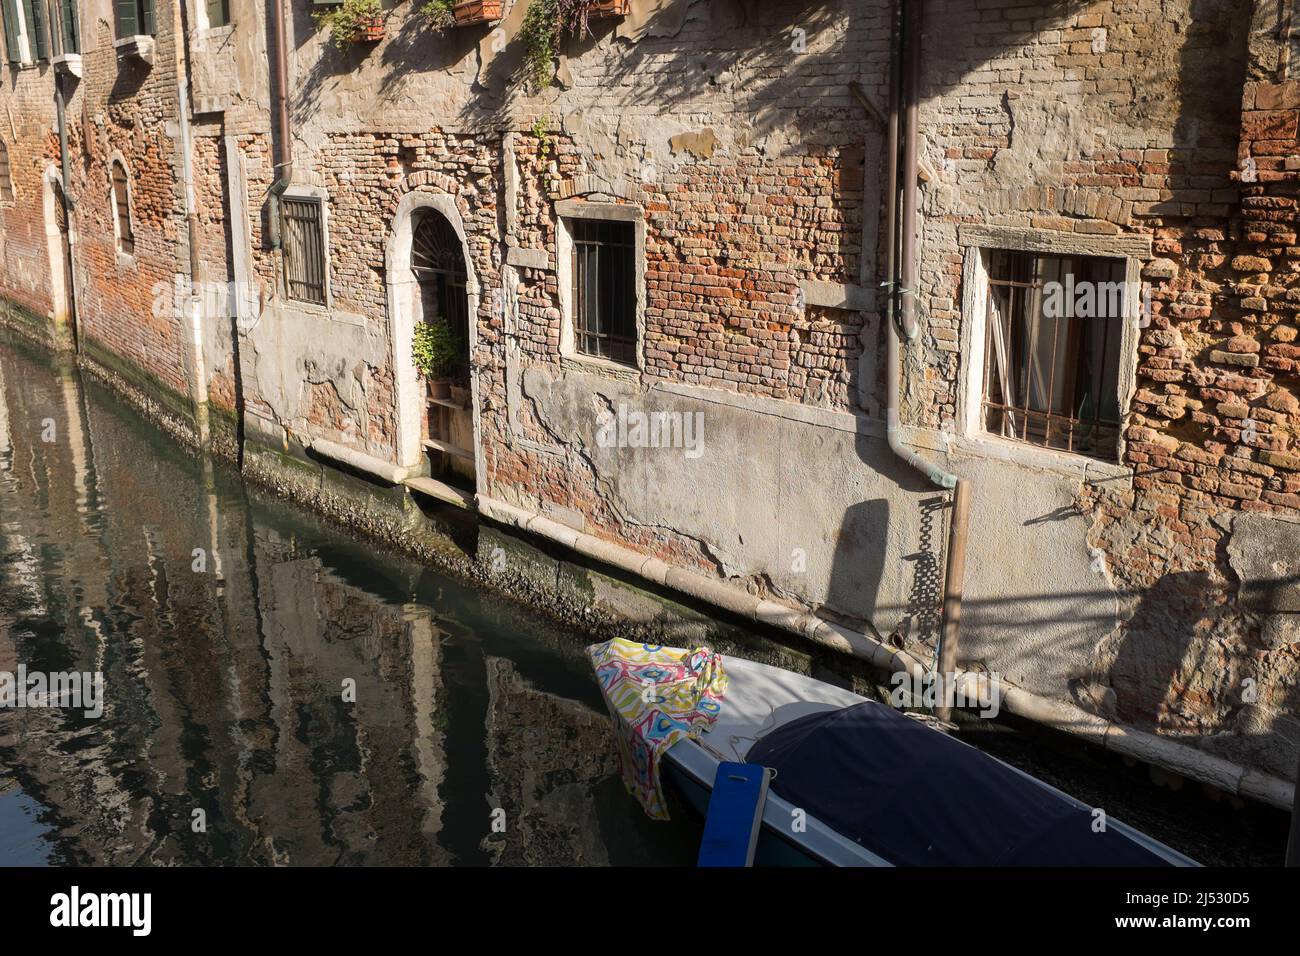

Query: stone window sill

[52,53,82,78]
[114,36,156,67]
[560,351,640,383]
[908,426,1135,485]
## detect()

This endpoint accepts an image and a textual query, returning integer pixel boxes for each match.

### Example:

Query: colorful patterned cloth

[587,638,728,820]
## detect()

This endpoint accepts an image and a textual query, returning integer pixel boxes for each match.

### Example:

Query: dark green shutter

[115,0,137,37]
[59,0,76,53]
[21,0,48,60]
[2,0,20,63]
[140,0,155,36]
[206,0,227,28]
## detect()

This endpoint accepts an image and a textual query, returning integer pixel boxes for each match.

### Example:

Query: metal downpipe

[882,2,969,720]
[269,0,294,251]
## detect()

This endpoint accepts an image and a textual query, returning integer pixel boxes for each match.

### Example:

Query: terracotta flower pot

[588,0,630,19]
[453,0,503,25]
[426,378,451,400]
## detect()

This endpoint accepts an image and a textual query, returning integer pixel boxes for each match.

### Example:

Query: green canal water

[0,338,699,865]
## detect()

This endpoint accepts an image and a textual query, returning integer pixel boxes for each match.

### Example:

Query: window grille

[570,218,636,366]
[981,250,1126,461]
[282,197,327,306]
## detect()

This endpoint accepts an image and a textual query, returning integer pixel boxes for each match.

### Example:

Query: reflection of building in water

[1,343,700,866]
[0,347,451,864]
[479,656,692,867]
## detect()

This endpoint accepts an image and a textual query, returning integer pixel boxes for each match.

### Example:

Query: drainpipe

[883,0,969,719]
[173,0,210,445]
[54,71,80,353]
[1289,745,1300,865]
[268,0,294,252]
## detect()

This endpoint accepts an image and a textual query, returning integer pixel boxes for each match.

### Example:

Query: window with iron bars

[111,159,134,256]
[0,140,13,201]
[981,250,1127,462]
[569,218,637,366]
[281,197,327,306]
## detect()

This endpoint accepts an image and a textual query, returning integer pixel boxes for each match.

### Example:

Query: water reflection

[0,338,695,866]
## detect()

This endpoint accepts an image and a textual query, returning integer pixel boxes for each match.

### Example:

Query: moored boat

[658,655,1199,867]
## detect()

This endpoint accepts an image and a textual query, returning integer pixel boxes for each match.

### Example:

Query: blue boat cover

[746,702,1174,866]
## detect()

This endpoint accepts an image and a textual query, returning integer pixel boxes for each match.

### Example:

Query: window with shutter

[114,0,156,39]
[205,0,228,29]
[21,0,48,60]
[111,160,135,257]
[115,0,137,37]
[2,0,23,63]
[58,0,77,53]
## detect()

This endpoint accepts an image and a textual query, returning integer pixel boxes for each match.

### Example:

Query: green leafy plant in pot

[412,319,462,399]
[420,0,457,31]
[315,0,386,50]
[519,0,627,92]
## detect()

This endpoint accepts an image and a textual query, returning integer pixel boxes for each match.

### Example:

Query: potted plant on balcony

[454,0,504,26]
[412,318,462,400]
[315,0,386,49]
[586,0,629,19]
[519,0,630,91]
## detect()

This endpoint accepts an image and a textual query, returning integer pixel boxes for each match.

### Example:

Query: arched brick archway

[385,188,482,483]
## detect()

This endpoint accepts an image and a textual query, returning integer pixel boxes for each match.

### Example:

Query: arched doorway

[385,191,480,491]
[412,209,474,485]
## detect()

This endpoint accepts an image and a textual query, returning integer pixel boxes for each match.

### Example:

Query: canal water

[0,336,1289,867]
[0,338,698,865]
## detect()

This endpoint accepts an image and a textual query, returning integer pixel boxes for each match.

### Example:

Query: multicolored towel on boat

[587,638,728,820]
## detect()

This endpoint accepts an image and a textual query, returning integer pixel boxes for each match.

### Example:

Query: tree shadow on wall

[1104,569,1300,785]
[457,0,1107,147]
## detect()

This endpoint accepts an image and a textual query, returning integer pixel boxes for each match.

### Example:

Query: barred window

[282,197,327,306]
[0,140,13,201]
[110,158,134,256]
[569,218,636,366]
[981,250,1126,461]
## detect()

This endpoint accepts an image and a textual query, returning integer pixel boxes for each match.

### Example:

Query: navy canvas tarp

[746,702,1175,866]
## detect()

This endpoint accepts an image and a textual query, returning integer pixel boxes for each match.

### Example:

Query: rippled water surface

[0,339,698,865]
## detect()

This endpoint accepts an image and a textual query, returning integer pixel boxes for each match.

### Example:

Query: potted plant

[453,0,503,26]
[421,0,456,29]
[449,382,473,408]
[519,0,629,92]
[315,0,386,49]
[412,319,462,399]
[587,0,629,18]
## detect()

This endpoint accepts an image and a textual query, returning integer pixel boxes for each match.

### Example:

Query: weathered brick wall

[76,17,190,400]
[0,46,59,323]
[0,14,193,402]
